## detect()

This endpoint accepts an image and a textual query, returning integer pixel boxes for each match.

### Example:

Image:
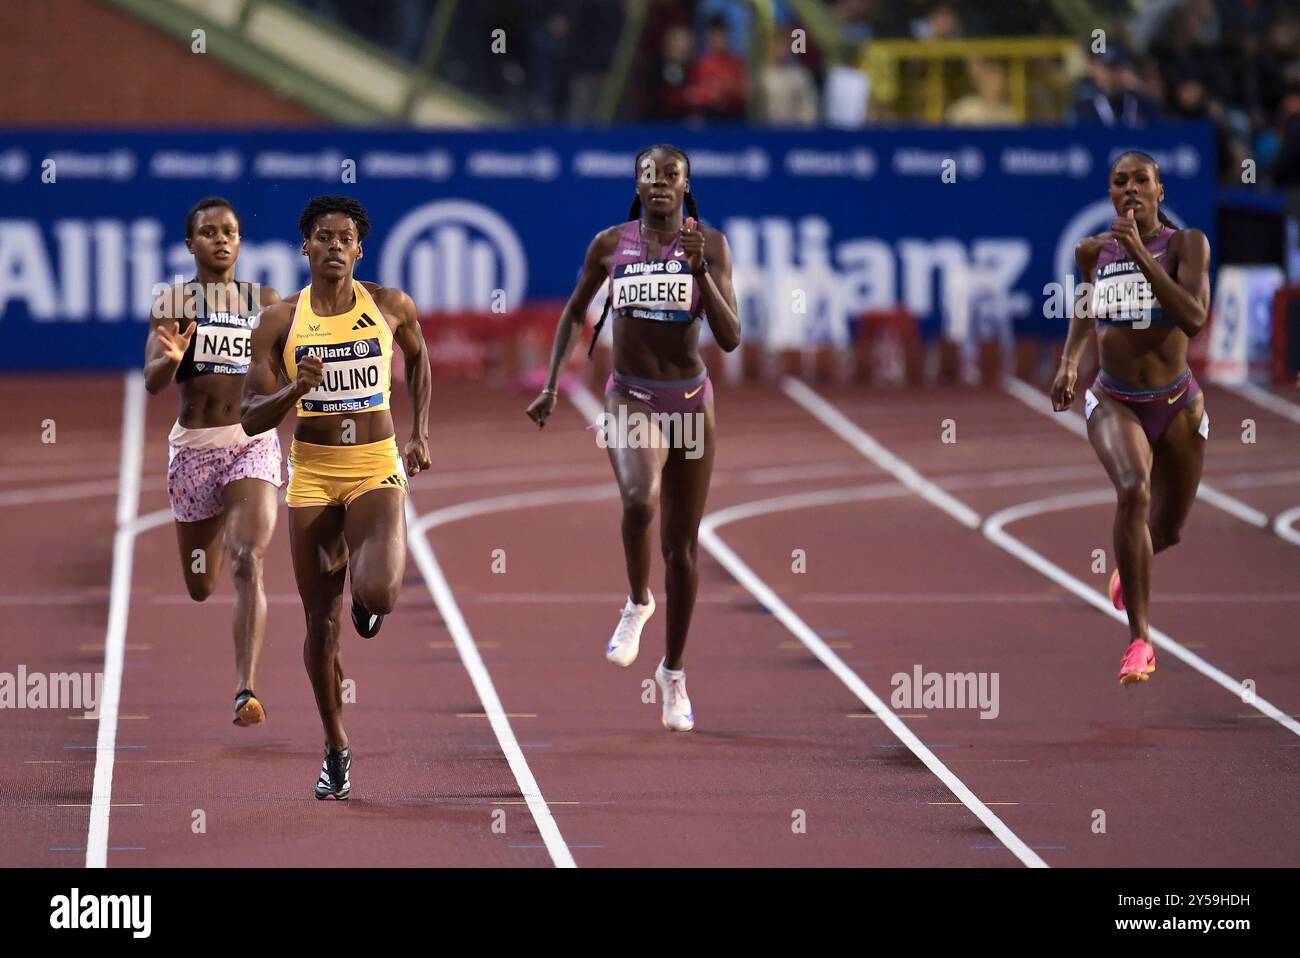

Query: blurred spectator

[946,58,1017,125]
[642,25,696,121]
[824,50,870,128]
[634,0,690,119]
[912,3,962,41]
[564,0,622,121]
[1072,48,1162,127]
[1167,74,1239,180]
[695,0,754,61]
[760,27,818,125]
[528,9,571,122]
[683,15,748,121]
[831,0,874,44]
[1274,82,1300,189]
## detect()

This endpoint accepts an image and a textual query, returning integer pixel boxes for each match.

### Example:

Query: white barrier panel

[1207,264,1283,384]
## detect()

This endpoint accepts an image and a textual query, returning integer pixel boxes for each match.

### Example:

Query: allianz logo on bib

[297,338,381,363]
[619,261,671,276]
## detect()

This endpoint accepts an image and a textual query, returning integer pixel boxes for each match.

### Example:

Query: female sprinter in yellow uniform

[242,196,431,799]
[144,197,281,727]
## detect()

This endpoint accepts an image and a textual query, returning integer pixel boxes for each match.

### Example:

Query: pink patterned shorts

[167,427,283,523]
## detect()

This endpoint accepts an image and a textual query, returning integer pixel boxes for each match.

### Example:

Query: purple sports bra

[606,220,703,325]
[1090,225,1177,328]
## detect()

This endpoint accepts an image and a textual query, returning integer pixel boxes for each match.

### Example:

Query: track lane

[766,382,1300,865]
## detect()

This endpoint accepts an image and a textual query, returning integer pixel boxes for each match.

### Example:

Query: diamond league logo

[378,200,527,312]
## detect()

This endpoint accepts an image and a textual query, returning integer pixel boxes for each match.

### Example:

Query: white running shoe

[606,594,655,667]
[655,658,694,732]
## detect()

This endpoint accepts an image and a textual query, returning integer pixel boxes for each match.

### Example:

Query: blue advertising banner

[0,125,1215,369]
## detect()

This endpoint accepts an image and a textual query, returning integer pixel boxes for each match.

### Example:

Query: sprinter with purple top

[1051,150,1212,686]
[526,144,741,730]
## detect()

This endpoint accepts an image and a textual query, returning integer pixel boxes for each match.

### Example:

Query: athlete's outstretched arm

[1051,239,1102,411]
[143,285,195,395]
[240,302,320,435]
[684,222,740,352]
[526,228,616,428]
[383,288,432,476]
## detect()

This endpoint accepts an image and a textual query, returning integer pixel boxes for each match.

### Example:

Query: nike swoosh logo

[673,250,685,256]
[684,385,704,399]
[1167,389,1186,405]
[369,614,378,628]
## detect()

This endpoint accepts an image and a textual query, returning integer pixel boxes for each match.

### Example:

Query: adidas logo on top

[352,313,378,330]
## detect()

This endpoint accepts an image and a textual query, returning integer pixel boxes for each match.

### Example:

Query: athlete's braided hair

[185,196,239,239]
[588,145,699,358]
[1110,151,1175,229]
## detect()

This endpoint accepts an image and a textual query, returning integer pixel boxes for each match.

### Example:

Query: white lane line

[413,484,616,534]
[407,496,595,869]
[780,378,982,529]
[788,377,1300,740]
[699,484,1048,869]
[1223,382,1300,427]
[564,380,605,424]
[1275,506,1300,548]
[1001,375,1269,528]
[984,491,1300,737]
[566,382,1094,493]
[1216,468,1300,489]
[571,378,1048,865]
[86,371,146,869]
[0,462,120,483]
[123,509,172,537]
[0,478,165,509]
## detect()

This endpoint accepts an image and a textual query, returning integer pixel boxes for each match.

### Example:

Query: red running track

[1,373,1298,867]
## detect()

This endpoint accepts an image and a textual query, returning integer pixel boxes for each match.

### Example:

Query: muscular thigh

[343,487,406,581]
[604,393,668,500]
[1086,391,1152,492]
[659,400,715,540]
[288,505,348,610]
[1150,393,1205,524]
[222,477,277,553]
[175,513,225,585]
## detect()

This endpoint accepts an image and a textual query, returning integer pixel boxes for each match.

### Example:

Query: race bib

[296,338,385,413]
[612,260,694,322]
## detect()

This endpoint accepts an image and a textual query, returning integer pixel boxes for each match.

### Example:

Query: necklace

[639,218,681,241]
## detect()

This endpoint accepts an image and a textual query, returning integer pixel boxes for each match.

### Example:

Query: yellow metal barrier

[863,38,1084,123]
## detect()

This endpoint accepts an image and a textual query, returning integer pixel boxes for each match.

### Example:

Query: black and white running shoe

[351,601,384,639]
[314,745,351,800]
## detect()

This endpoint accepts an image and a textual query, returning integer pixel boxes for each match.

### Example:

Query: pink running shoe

[1108,569,1125,611]
[1118,639,1156,685]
